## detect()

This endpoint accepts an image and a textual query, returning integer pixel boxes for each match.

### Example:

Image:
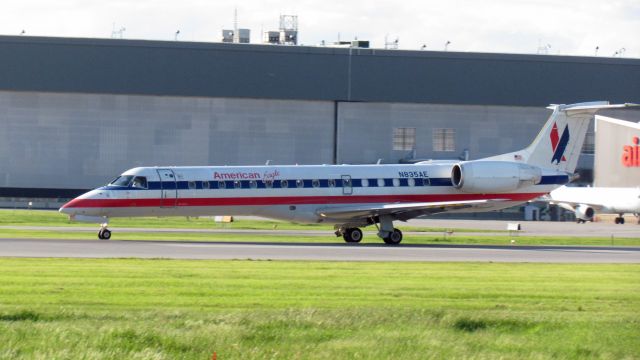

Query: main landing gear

[335,215,404,245]
[614,215,625,225]
[377,215,403,245]
[98,223,111,240]
[382,229,403,245]
[341,227,363,243]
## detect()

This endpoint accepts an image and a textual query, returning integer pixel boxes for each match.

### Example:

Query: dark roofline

[1,35,639,106]
[3,35,637,65]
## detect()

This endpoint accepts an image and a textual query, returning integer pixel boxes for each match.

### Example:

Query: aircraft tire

[616,217,625,225]
[383,228,403,245]
[343,228,363,243]
[98,229,111,240]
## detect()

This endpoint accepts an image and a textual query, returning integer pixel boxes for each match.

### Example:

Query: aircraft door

[157,169,177,208]
[341,175,353,195]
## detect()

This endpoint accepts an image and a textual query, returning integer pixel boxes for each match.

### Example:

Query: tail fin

[485,101,637,173]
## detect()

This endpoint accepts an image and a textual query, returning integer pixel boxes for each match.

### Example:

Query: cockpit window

[132,176,148,189]
[110,175,134,187]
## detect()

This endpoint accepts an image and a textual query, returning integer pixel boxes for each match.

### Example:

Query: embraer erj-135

[60,101,634,243]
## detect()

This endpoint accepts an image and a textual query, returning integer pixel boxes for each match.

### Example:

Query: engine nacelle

[451,161,542,193]
[575,204,595,221]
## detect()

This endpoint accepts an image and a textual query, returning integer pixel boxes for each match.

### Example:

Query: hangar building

[0,35,639,206]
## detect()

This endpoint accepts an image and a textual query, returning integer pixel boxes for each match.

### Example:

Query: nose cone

[58,189,113,223]
[59,203,72,215]
[59,189,104,217]
[59,196,83,216]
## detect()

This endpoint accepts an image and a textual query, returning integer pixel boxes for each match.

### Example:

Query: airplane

[548,185,640,224]
[59,101,635,243]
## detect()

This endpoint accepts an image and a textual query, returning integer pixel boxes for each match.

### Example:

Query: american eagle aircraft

[60,101,634,243]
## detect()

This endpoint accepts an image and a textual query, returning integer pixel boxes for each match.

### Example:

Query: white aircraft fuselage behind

[549,186,640,223]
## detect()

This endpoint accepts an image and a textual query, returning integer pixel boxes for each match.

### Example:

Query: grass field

[0,209,500,232]
[0,258,638,359]
[2,229,640,247]
[1,209,639,246]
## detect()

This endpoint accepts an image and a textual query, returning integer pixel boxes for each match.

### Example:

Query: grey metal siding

[1,36,638,106]
[0,91,334,189]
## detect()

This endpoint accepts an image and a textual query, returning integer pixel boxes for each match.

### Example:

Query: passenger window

[296,179,304,188]
[202,181,210,189]
[234,180,242,189]
[361,179,369,187]
[249,180,257,189]
[393,178,400,187]
[131,176,148,189]
[423,177,431,186]
[218,181,226,189]
[264,180,273,188]
[312,179,320,188]
[281,180,289,188]
[328,179,336,188]
[187,181,196,189]
[408,178,415,187]
[377,178,385,187]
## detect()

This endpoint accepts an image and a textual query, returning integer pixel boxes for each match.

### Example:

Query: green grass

[0,259,638,359]
[2,209,639,246]
[0,209,500,232]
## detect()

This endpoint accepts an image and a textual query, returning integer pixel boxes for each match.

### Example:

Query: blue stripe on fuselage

[538,175,570,185]
[97,175,567,191]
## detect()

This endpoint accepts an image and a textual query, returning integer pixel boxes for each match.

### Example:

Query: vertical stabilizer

[484,102,637,173]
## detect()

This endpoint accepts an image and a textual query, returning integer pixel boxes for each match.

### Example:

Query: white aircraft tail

[485,101,637,173]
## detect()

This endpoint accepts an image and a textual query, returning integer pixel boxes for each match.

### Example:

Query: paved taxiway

[1,238,638,263]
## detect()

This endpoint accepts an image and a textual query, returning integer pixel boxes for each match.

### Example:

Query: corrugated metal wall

[1,36,639,195]
[1,36,638,106]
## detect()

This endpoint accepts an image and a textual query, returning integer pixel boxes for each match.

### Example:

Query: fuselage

[60,163,569,224]
[550,186,640,214]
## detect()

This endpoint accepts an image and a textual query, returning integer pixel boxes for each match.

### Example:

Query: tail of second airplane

[485,101,637,173]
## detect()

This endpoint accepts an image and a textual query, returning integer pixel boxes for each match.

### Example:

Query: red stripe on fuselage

[62,193,545,208]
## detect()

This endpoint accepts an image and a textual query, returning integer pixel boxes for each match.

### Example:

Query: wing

[546,199,606,213]
[539,193,606,212]
[316,199,508,222]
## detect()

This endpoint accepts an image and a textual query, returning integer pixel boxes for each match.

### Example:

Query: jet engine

[575,204,595,222]
[451,161,542,193]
